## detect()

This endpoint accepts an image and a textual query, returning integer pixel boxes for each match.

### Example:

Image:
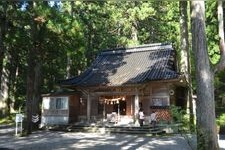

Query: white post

[135,89,139,115]
[103,101,106,122]
[15,113,23,136]
[117,102,120,123]
[15,122,18,136]
[21,121,23,135]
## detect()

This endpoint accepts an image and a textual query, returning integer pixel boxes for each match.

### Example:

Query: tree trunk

[5,48,16,115]
[26,40,42,134]
[131,2,138,46]
[191,1,219,149]
[218,1,224,41]
[8,44,20,113]
[0,22,4,87]
[26,43,36,134]
[2,43,19,115]
[0,1,7,116]
[25,1,43,134]
[26,65,34,134]
[0,1,7,86]
[179,1,194,126]
[66,1,75,79]
[131,21,138,45]
[33,61,41,129]
[86,27,93,66]
[66,53,72,79]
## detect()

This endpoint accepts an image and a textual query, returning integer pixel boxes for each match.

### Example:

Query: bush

[217,113,225,134]
[217,113,225,126]
[0,113,16,125]
[216,107,225,117]
[170,105,195,132]
[170,105,185,123]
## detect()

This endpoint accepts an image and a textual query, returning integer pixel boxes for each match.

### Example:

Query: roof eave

[60,76,184,90]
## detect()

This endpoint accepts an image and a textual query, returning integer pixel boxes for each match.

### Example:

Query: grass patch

[0,114,16,125]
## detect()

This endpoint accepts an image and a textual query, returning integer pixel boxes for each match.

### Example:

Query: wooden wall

[141,95,151,116]
[141,83,173,121]
[69,94,80,123]
[48,82,183,124]
[126,96,132,116]
[91,96,98,116]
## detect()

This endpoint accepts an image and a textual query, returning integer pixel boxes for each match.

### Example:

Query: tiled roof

[61,43,180,87]
[42,89,80,97]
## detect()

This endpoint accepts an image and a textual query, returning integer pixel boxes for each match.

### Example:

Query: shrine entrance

[98,96,128,123]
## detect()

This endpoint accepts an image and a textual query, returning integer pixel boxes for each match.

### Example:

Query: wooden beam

[134,88,139,125]
[87,91,91,123]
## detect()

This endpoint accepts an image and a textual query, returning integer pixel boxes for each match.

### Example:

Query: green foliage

[170,105,185,123]
[216,113,225,126]
[0,114,15,125]
[197,128,208,150]
[1,1,220,116]
[206,1,220,64]
[215,70,225,107]
[170,105,194,132]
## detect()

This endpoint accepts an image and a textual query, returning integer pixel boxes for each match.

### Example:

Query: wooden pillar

[103,101,106,121]
[134,93,139,115]
[149,85,153,113]
[87,92,91,123]
[134,88,139,125]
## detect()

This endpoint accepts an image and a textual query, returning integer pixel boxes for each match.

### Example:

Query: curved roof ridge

[101,43,173,55]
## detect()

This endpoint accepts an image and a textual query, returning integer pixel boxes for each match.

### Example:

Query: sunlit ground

[0,126,224,150]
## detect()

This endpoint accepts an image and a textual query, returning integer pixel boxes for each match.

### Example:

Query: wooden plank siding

[126,96,132,116]
[41,83,186,125]
[69,95,80,123]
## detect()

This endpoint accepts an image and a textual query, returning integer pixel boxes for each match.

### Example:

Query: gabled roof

[61,43,180,87]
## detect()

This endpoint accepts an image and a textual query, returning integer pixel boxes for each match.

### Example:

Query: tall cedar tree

[191,1,219,149]
[25,1,45,134]
[179,1,194,126]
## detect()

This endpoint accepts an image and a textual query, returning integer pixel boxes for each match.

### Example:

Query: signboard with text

[15,114,23,123]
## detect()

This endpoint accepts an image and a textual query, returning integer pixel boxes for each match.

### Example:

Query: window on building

[44,97,68,109]
[43,97,50,109]
[151,97,169,106]
[56,97,68,109]
[49,97,56,109]
[151,86,170,107]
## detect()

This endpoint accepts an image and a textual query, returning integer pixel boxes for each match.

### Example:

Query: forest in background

[0,1,224,115]
[0,1,225,149]
[0,1,184,114]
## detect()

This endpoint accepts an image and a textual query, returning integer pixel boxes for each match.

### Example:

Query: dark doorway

[120,100,126,115]
[113,100,126,115]
[176,87,187,109]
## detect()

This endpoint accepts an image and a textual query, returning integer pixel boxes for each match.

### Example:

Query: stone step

[46,124,165,135]
[110,129,165,135]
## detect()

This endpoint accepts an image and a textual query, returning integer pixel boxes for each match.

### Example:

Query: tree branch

[215,1,225,73]
[214,38,225,73]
